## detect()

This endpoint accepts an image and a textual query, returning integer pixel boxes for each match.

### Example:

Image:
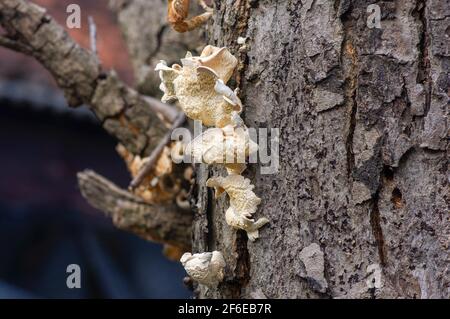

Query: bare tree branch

[78,170,192,250]
[0,0,168,157]
[0,0,194,249]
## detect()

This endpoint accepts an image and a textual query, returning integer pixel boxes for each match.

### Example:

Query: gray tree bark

[192,0,449,299]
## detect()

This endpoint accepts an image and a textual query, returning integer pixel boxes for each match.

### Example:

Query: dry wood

[0,0,168,157]
[78,170,192,249]
[0,0,193,250]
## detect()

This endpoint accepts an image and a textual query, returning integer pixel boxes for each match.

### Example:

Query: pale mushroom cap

[186,125,258,169]
[180,251,226,287]
[206,175,268,240]
[155,46,241,128]
[180,252,193,265]
[198,46,238,83]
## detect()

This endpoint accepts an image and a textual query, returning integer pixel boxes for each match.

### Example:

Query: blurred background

[0,0,191,298]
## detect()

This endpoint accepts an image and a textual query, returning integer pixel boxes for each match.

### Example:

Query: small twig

[144,96,180,123]
[88,16,98,59]
[129,112,186,190]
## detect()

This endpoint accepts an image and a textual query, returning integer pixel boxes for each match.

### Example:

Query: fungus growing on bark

[180,251,226,288]
[156,45,267,242]
[185,124,258,175]
[155,46,242,127]
[206,175,269,241]
[155,61,181,103]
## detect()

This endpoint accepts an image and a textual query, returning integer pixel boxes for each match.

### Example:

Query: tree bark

[192,0,449,299]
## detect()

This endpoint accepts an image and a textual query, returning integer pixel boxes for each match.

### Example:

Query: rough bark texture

[192,0,449,298]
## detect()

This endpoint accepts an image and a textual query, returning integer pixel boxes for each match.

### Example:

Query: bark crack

[230,0,254,298]
[370,189,386,266]
[345,79,357,178]
[232,0,253,90]
[147,24,168,63]
[340,5,358,180]
[205,183,216,251]
[414,0,431,116]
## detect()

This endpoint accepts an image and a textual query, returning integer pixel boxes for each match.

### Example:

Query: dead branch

[0,0,194,249]
[78,170,192,250]
[0,0,168,157]
[0,35,32,54]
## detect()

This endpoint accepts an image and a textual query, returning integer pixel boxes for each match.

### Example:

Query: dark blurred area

[0,0,190,298]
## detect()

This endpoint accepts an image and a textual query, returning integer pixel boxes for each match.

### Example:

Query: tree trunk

[193,0,449,299]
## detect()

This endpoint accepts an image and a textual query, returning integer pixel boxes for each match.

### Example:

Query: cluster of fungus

[156,45,269,288]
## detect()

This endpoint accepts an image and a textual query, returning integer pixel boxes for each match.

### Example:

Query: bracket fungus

[155,46,242,127]
[180,251,226,288]
[185,124,258,175]
[207,175,269,241]
[156,45,268,247]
